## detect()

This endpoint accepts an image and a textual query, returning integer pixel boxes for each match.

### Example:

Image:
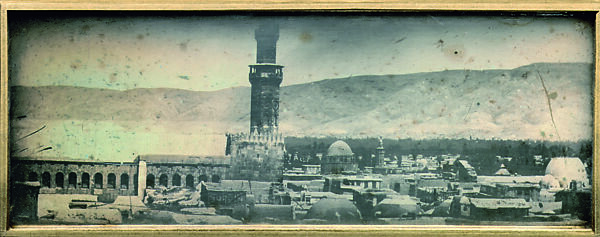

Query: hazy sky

[8,13,594,159]
[9,14,593,91]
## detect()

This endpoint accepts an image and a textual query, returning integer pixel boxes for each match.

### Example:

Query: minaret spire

[249,23,284,135]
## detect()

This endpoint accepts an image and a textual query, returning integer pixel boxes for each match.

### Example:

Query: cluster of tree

[284,136,592,176]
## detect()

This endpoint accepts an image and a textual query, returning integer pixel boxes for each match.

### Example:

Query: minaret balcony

[249,64,284,83]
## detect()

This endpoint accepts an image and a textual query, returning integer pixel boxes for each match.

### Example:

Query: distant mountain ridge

[10,62,593,141]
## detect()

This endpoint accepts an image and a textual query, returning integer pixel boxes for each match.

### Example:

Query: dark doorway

[68,172,77,188]
[93,173,103,189]
[146,174,155,188]
[186,175,194,188]
[55,172,64,188]
[159,174,168,187]
[121,174,129,189]
[107,173,116,189]
[41,172,51,188]
[82,173,90,188]
[172,174,181,186]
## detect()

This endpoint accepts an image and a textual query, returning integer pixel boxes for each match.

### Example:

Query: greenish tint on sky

[8,14,594,160]
[9,14,593,91]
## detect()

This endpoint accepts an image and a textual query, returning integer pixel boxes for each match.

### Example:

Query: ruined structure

[10,155,229,199]
[139,155,229,190]
[226,23,285,181]
[10,157,140,197]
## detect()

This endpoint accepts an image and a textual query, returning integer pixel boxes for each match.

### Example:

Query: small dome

[494,164,511,176]
[545,157,588,188]
[374,195,420,218]
[327,140,353,157]
[540,174,560,189]
[306,198,361,223]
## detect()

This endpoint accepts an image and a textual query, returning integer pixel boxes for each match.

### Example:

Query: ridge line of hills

[9,62,593,141]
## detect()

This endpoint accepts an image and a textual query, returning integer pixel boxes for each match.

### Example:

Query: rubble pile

[144,187,204,211]
[180,207,217,215]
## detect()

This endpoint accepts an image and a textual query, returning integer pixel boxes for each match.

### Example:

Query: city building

[450,196,531,220]
[479,182,541,202]
[455,160,477,182]
[323,175,383,194]
[10,155,229,199]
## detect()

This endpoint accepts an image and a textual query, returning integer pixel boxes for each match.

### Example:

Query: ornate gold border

[1,1,599,236]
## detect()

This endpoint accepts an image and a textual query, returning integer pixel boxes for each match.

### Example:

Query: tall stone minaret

[376,136,385,167]
[249,23,284,135]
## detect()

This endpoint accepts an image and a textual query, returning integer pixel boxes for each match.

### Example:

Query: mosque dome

[327,140,353,157]
[545,157,588,188]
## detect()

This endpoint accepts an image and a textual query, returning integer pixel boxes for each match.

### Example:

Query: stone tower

[249,23,284,135]
[225,23,285,182]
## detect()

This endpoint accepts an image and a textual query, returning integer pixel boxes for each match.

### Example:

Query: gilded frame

[0,1,599,236]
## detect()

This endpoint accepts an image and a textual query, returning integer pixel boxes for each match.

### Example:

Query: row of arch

[145,173,220,189]
[27,171,131,190]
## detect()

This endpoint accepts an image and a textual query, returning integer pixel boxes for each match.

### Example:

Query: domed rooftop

[374,195,420,218]
[306,198,361,223]
[545,157,588,188]
[326,140,353,157]
[494,164,511,176]
[540,174,560,190]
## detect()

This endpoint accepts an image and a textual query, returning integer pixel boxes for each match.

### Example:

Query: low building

[414,178,448,202]
[555,186,592,221]
[479,182,541,202]
[302,165,321,175]
[283,179,325,192]
[455,160,477,182]
[323,175,383,194]
[450,196,530,220]
[382,174,413,195]
[282,166,322,181]
[200,182,247,207]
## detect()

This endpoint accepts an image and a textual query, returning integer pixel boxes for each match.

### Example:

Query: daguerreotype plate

[1,1,599,236]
